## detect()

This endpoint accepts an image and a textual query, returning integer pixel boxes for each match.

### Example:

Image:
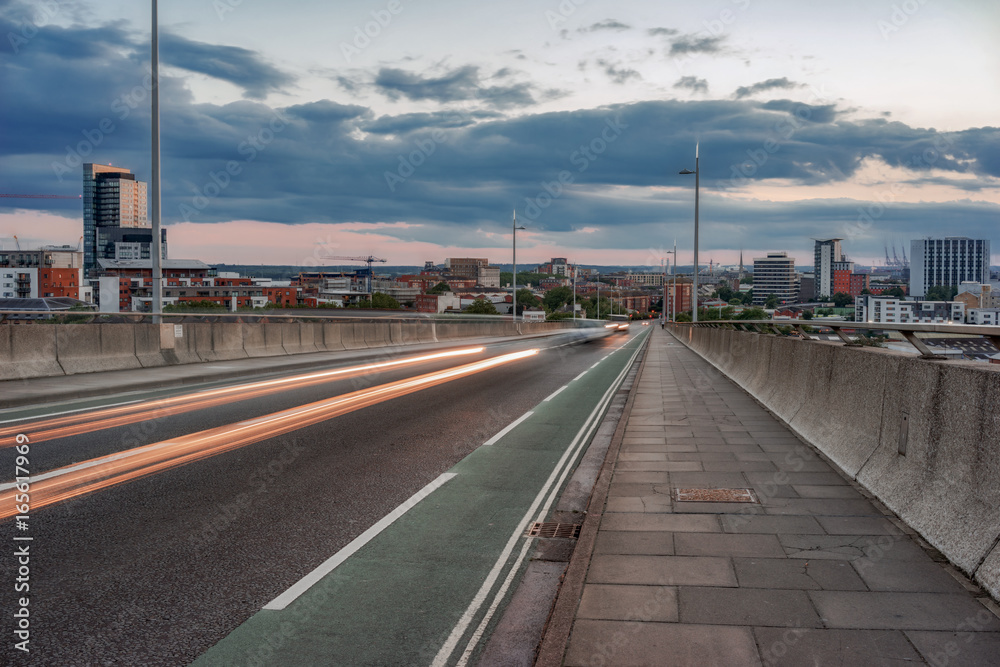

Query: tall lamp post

[671,239,677,322]
[150,0,163,322]
[512,209,525,323]
[680,142,700,322]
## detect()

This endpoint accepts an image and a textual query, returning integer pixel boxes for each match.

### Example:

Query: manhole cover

[673,488,759,503]
[526,522,581,539]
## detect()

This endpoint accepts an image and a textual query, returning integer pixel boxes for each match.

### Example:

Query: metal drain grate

[526,522,581,539]
[673,488,759,503]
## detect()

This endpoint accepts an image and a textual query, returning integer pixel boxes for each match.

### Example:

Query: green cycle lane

[194,328,650,667]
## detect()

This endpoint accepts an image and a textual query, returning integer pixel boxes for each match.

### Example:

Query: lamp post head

[679,168,695,175]
[514,225,526,231]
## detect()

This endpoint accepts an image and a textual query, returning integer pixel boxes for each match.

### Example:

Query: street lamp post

[150,0,163,323]
[671,239,677,322]
[680,142,700,322]
[512,209,525,323]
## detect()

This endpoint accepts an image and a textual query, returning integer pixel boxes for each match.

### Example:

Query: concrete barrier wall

[57,324,143,375]
[0,326,62,379]
[672,325,1000,600]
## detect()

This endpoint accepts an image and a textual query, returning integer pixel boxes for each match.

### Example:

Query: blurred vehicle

[606,313,630,332]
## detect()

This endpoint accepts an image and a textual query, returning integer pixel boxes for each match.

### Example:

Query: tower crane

[322,255,387,296]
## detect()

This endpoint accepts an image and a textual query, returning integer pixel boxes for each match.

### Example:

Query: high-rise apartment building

[753,252,797,306]
[83,163,155,275]
[910,237,991,298]
[813,239,843,298]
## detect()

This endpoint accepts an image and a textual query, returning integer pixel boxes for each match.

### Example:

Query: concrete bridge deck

[538,328,1000,667]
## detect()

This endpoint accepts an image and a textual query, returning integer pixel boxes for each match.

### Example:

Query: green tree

[765,294,779,309]
[515,288,541,314]
[884,286,906,298]
[584,295,611,319]
[740,276,754,284]
[427,281,451,294]
[370,292,401,309]
[465,298,498,315]
[925,285,958,301]
[542,286,573,312]
[737,307,768,320]
[831,292,853,308]
[802,310,813,320]
[675,312,692,322]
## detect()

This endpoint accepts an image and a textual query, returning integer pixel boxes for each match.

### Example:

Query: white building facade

[856,295,965,324]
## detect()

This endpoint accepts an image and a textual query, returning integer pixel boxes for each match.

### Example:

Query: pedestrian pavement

[540,328,1000,666]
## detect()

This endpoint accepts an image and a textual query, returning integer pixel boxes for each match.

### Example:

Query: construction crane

[0,194,81,199]
[322,255,387,296]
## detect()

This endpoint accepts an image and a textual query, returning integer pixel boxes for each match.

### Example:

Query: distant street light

[680,142,700,322]
[512,209,525,323]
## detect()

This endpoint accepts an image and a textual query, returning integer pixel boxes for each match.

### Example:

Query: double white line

[432,336,646,667]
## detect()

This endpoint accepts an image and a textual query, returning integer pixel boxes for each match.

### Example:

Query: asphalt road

[0,327,647,665]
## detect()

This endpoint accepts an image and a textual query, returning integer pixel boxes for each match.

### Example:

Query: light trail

[0,347,486,448]
[0,348,539,519]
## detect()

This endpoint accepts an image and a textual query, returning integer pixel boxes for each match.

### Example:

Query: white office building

[752,252,797,306]
[910,237,990,298]
[813,239,843,298]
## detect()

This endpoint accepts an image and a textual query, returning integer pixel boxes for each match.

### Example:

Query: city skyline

[2,0,999,267]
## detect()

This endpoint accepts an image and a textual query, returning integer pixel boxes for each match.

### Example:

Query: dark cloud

[160,34,293,100]
[362,110,500,135]
[674,76,708,94]
[669,35,725,55]
[373,66,536,108]
[1,9,997,262]
[580,20,631,32]
[596,60,641,84]
[648,27,679,37]
[733,77,802,99]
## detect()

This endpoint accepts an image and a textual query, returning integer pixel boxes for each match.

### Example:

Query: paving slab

[678,587,822,628]
[733,558,867,591]
[810,591,1000,630]
[577,584,678,622]
[754,628,923,667]
[587,555,736,586]
[564,620,760,667]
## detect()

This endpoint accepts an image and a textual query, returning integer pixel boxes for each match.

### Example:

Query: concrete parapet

[198,323,248,362]
[340,323,365,350]
[671,325,1000,602]
[363,322,391,348]
[243,323,284,357]
[134,325,168,368]
[57,324,141,375]
[320,323,345,351]
[280,323,320,356]
[0,325,62,380]
[858,360,1000,584]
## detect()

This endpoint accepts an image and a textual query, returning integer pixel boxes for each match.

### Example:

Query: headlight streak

[0,348,539,519]
[0,347,486,448]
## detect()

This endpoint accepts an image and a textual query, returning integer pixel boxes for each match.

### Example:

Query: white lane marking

[263,472,458,611]
[454,342,644,666]
[572,370,588,382]
[482,412,534,446]
[543,385,568,402]
[0,439,183,491]
[590,361,601,369]
[0,399,143,425]
[435,339,644,667]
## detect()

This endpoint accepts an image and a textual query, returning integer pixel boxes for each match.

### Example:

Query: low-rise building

[855,296,965,324]
[968,308,1000,326]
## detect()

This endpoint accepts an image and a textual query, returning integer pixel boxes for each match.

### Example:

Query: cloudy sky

[1,0,998,269]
